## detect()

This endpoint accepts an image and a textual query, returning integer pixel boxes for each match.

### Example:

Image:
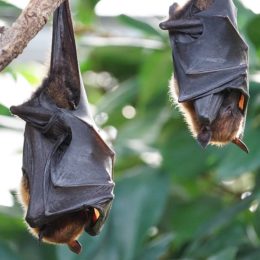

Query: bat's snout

[197,125,212,149]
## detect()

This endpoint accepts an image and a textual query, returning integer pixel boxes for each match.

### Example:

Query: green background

[0,0,260,259]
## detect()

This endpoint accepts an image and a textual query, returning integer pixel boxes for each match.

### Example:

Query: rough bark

[0,0,65,71]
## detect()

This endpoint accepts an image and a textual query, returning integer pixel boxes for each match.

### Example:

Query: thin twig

[0,0,65,71]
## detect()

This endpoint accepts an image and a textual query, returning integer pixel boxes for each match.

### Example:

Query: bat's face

[170,79,248,152]
[197,91,245,146]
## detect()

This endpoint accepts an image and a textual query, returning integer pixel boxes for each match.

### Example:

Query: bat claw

[232,138,249,154]
[68,240,82,254]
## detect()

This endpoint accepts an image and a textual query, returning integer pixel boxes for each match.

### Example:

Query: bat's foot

[68,240,82,254]
[232,138,249,154]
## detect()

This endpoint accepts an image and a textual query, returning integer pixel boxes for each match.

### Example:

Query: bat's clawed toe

[68,240,82,254]
[197,126,212,149]
[232,138,249,154]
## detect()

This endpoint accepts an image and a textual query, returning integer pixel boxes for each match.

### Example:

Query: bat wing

[160,0,249,104]
[10,0,114,236]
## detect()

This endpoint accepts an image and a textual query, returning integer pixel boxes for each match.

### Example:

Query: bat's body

[11,0,114,254]
[160,0,249,152]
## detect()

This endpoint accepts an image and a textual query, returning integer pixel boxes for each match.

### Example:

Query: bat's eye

[92,208,100,224]
[238,94,245,111]
[224,105,232,116]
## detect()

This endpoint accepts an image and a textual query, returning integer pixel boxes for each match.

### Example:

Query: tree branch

[0,0,65,71]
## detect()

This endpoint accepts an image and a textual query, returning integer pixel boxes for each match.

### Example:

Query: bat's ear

[197,126,212,149]
[85,202,112,236]
[50,0,80,106]
[232,138,249,154]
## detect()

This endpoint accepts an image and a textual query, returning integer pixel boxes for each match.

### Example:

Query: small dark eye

[225,106,232,116]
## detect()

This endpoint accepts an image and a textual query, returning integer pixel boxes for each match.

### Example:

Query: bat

[159,0,249,152]
[10,0,115,254]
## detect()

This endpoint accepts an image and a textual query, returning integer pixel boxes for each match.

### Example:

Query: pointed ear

[232,138,249,153]
[197,126,212,149]
[50,0,80,106]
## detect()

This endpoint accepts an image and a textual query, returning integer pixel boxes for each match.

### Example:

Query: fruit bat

[10,0,115,254]
[159,0,249,152]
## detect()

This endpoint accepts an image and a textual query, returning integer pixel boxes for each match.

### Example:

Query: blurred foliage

[1,0,260,259]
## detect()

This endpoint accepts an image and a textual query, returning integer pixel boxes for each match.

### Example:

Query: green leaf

[138,234,174,260]
[85,46,145,80]
[138,51,172,110]
[75,0,100,24]
[185,196,254,256]
[96,78,138,114]
[0,104,11,116]
[115,107,171,150]
[216,122,260,180]
[0,242,21,260]
[117,15,163,38]
[208,247,237,260]
[246,15,260,51]
[0,0,20,9]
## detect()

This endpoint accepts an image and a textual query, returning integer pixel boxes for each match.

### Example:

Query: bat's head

[20,172,103,254]
[170,79,248,153]
[195,90,248,153]
[28,208,101,254]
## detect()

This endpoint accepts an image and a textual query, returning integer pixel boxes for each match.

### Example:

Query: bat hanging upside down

[160,0,249,152]
[11,0,114,254]
[20,174,101,254]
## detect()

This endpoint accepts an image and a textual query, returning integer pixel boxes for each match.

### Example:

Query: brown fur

[19,175,96,254]
[194,0,214,11]
[170,0,214,19]
[210,104,242,145]
[167,0,245,148]
[169,77,244,147]
[46,79,74,109]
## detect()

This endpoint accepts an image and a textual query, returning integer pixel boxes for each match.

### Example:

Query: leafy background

[0,0,260,259]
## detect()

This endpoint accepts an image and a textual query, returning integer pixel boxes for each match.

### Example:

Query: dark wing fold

[160,0,249,103]
[50,0,81,107]
[10,103,71,140]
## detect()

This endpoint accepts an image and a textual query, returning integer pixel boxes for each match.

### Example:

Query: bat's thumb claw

[159,20,169,30]
[10,105,22,115]
[68,240,82,254]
